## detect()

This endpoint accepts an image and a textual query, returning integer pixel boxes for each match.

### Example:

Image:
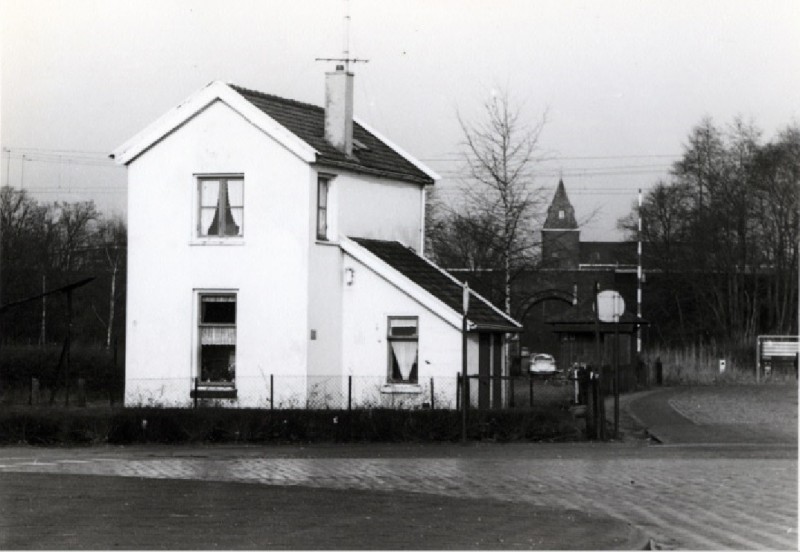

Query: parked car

[529,353,557,375]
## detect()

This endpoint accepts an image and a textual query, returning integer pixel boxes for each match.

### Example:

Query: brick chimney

[324,65,354,156]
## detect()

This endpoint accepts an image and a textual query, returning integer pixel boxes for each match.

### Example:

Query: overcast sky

[2,0,798,240]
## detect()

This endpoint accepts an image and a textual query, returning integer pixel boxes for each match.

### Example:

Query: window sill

[380,383,422,394]
[191,387,237,399]
[190,238,245,246]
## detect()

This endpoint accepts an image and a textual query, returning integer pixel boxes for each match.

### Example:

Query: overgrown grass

[643,342,796,385]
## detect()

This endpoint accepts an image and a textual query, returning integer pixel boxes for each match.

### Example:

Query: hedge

[0,405,581,445]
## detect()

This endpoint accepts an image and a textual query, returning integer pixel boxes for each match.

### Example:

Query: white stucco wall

[340,252,483,409]
[124,99,312,407]
[331,171,424,252]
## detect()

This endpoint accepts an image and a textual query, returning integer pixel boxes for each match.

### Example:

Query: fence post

[193,377,198,409]
[456,373,460,411]
[430,377,435,409]
[30,377,40,406]
[348,375,352,411]
[270,374,274,410]
[529,376,533,408]
[77,378,86,407]
[509,376,515,408]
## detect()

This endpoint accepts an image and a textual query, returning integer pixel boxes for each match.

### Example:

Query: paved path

[1,439,796,550]
[626,386,798,446]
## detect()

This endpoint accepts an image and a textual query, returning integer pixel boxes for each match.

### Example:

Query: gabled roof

[112,81,437,186]
[543,179,578,230]
[346,237,521,332]
[230,85,435,185]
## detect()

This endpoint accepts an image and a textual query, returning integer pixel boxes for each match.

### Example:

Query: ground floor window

[199,293,236,385]
[388,317,418,383]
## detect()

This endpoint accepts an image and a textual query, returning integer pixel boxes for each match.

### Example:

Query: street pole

[461,282,469,444]
[614,313,620,439]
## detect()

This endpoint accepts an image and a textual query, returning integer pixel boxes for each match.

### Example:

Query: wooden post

[77,378,86,407]
[456,373,460,411]
[614,321,620,439]
[193,377,198,409]
[461,315,468,443]
[529,376,533,408]
[30,377,40,406]
[270,374,274,410]
[430,377,435,409]
[64,289,72,407]
[348,375,352,411]
[509,376,515,408]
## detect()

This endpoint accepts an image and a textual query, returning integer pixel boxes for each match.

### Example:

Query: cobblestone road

[0,444,796,550]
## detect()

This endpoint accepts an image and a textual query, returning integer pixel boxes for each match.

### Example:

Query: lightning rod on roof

[315,0,369,71]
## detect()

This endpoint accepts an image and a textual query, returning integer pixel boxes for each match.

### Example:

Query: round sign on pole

[597,290,625,323]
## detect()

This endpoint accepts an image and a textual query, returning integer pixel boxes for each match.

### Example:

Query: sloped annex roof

[348,237,521,332]
[111,81,436,186]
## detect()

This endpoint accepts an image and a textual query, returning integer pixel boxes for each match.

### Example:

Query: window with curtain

[199,294,236,385]
[317,176,330,240]
[387,317,418,384]
[198,177,243,237]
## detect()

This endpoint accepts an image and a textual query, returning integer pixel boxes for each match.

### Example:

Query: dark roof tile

[351,237,520,332]
[230,84,434,186]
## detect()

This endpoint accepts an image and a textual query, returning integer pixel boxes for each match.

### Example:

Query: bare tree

[91,216,126,349]
[433,90,548,317]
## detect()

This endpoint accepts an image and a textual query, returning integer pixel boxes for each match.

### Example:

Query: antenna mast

[316,0,369,70]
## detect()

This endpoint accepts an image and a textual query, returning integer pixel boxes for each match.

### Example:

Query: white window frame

[386,316,420,384]
[316,173,337,243]
[317,175,331,241]
[192,174,244,244]
[193,290,238,391]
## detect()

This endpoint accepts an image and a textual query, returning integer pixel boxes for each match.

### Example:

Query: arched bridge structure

[517,288,575,320]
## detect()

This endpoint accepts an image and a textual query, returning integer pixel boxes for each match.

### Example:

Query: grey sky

[2,0,798,239]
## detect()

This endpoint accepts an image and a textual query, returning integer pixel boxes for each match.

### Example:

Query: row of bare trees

[619,119,799,345]
[0,186,126,348]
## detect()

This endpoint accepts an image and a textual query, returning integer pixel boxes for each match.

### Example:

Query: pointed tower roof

[543,179,578,230]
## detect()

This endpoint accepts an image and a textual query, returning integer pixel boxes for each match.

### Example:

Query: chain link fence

[3,371,576,410]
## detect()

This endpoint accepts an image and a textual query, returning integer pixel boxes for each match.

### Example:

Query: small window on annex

[198,177,243,237]
[199,294,236,385]
[387,317,419,384]
[317,175,331,241]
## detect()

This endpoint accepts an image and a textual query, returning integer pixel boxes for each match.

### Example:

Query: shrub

[0,405,579,446]
[0,343,124,403]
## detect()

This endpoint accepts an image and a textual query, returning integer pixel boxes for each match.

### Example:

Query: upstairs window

[317,175,330,241]
[198,177,243,237]
[387,317,419,384]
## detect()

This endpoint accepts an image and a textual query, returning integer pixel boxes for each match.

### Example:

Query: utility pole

[461,281,469,443]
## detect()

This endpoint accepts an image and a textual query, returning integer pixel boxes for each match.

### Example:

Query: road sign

[597,290,625,323]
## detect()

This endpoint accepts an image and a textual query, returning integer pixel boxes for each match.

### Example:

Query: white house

[112,67,521,409]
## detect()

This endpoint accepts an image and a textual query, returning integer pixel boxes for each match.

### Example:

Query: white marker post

[597,290,625,439]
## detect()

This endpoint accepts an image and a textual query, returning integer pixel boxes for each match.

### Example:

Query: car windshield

[534,355,552,362]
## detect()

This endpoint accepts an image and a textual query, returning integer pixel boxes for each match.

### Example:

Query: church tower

[541,179,580,269]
